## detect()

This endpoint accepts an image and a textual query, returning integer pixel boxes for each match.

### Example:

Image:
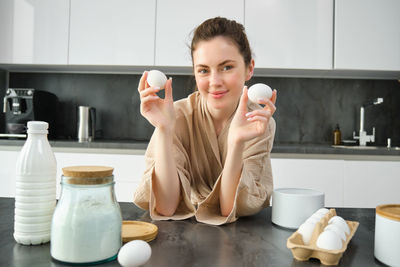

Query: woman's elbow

[155,205,177,217]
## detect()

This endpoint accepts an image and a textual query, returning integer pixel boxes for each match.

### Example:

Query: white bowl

[271,188,325,229]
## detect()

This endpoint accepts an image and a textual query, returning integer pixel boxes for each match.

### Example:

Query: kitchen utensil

[272,188,325,229]
[287,209,359,266]
[374,204,400,267]
[77,106,96,142]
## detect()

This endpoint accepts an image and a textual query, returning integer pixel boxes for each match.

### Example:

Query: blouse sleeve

[195,118,276,225]
[133,129,196,221]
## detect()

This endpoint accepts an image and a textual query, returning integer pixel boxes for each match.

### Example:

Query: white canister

[374,204,400,267]
[272,188,325,229]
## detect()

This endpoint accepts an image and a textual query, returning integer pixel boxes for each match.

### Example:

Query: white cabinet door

[335,0,400,71]
[271,158,344,207]
[155,0,244,67]
[0,150,19,197]
[343,160,400,208]
[0,0,69,64]
[245,0,333,69]
[69,0,155,65]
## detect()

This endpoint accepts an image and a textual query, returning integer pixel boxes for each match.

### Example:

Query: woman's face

[193,36,254,117]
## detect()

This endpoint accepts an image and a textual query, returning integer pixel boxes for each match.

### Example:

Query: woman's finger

[271,89,277,105]
[246,109,272,119]
[258,98,276,114]
[237,86,248,113]
[246,115,268,123]
[165,77,173,101]
[140,87,161,99]
[138,71,148,92]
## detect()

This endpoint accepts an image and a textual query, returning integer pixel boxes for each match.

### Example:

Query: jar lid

[62,166,114,185]
[376,204,400,222]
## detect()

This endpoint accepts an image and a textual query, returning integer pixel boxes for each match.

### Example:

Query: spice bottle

[14,121,57,245]
[51,166,122,264]
[333,124,342,145]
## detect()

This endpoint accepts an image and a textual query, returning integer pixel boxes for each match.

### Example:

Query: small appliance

[2,88,58,138]
[77,106,96,142]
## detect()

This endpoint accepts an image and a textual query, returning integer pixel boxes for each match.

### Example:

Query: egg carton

[286,209,359,266]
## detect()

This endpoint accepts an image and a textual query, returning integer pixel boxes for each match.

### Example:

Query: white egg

[316,230,343,250]
[118,240,152,267]
[297,222,316,245]
[147,70,167,89]
[247,83,273,104]
[315,208,330,217]
[328,216,350,235]
[305,215,320,225]
[324,224,347,241]
[309,213,323,221]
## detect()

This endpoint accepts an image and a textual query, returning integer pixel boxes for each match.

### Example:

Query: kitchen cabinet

[245,0,333,69]
[335,0,400,71]
[271,158,344,207]
[272,157,400,208]
[343,160,400,208]
[0,0,69,64]
[155,0,244,67]
[69,0,156,65]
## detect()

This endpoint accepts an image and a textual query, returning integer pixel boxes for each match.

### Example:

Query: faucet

[353,97,383,146]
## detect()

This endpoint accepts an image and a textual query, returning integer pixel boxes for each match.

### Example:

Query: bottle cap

[27,121,49,134]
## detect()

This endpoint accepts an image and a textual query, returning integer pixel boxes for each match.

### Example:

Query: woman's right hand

[138,71,176,133]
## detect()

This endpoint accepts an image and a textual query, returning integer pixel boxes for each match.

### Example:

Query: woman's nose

[209,71,222,87]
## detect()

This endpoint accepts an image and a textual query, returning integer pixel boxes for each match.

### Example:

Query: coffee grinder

[2,88,58,138]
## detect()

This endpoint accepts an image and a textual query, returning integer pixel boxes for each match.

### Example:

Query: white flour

[51,187,122,263]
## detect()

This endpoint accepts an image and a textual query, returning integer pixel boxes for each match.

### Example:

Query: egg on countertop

[247,83,273,104]
[298,221,317,245]
[328,216,350,235]
[324,224,347,241]
[316,229,344,250]
[118,240,152,267]
[147,70,168,89]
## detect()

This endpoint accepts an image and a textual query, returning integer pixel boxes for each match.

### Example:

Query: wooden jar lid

[122,220,158,243]
[62,166,114,185]
[62,166,114,178]
[376,204,400,222]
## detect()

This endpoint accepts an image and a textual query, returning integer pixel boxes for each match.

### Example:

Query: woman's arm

[220,86,276,216]
[138,72,180,216]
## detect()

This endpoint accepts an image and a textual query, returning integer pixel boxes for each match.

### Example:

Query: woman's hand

[138,71,176,133]
[228,86,277,145]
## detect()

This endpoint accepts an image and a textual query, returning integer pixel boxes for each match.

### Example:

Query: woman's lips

[210,90,228,99]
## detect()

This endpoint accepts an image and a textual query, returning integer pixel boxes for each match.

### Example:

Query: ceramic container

[272,188,325,229]
[374,204,400,267]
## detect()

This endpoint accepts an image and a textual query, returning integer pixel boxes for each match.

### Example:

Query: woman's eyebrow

[218,60,236,66]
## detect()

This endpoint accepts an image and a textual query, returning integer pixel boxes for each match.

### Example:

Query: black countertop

[0,197,385,267]
[1,139,400,156]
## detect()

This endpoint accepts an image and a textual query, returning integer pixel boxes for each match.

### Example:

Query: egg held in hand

[247,83,273,104]
[118,240,152,267]
[147,70,168,89]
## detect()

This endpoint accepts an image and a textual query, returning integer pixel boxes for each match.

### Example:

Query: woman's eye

[223,65,233,71]
[198,69,208,74]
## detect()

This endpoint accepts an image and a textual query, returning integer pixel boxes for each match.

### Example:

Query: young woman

[134,17,277,225]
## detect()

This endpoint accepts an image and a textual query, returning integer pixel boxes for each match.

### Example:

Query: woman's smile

[209,90,228,99]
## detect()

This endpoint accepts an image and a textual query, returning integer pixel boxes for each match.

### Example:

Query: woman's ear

[246,59,255,81]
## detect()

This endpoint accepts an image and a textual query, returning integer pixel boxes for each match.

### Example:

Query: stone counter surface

[0,197,387,267]
[1,139,400,157]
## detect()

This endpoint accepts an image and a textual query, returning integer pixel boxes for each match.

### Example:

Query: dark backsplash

[4,72,400,146]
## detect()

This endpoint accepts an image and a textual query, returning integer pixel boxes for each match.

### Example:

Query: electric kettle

[77,106,96,142]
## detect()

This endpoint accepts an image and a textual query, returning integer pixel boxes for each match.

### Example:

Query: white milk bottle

[14,121,57,245]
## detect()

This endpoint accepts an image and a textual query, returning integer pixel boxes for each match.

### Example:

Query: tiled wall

[5,72,400,146]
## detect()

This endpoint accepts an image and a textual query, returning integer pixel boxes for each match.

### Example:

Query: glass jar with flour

[50,166,122,265]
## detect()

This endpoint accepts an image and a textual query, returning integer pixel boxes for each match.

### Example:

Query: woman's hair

[190,17,252,66]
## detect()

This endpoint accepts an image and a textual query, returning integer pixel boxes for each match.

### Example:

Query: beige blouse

[133,91,275,225]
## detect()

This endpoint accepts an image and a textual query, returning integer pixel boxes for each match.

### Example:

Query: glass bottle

[14,121,56,245]
[50,166,122,265]
[333,124,342,145]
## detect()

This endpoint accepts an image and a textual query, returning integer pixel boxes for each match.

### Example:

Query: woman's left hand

[228,86,277,145]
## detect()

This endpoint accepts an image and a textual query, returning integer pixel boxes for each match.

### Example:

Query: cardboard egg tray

[286,209,359,266]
